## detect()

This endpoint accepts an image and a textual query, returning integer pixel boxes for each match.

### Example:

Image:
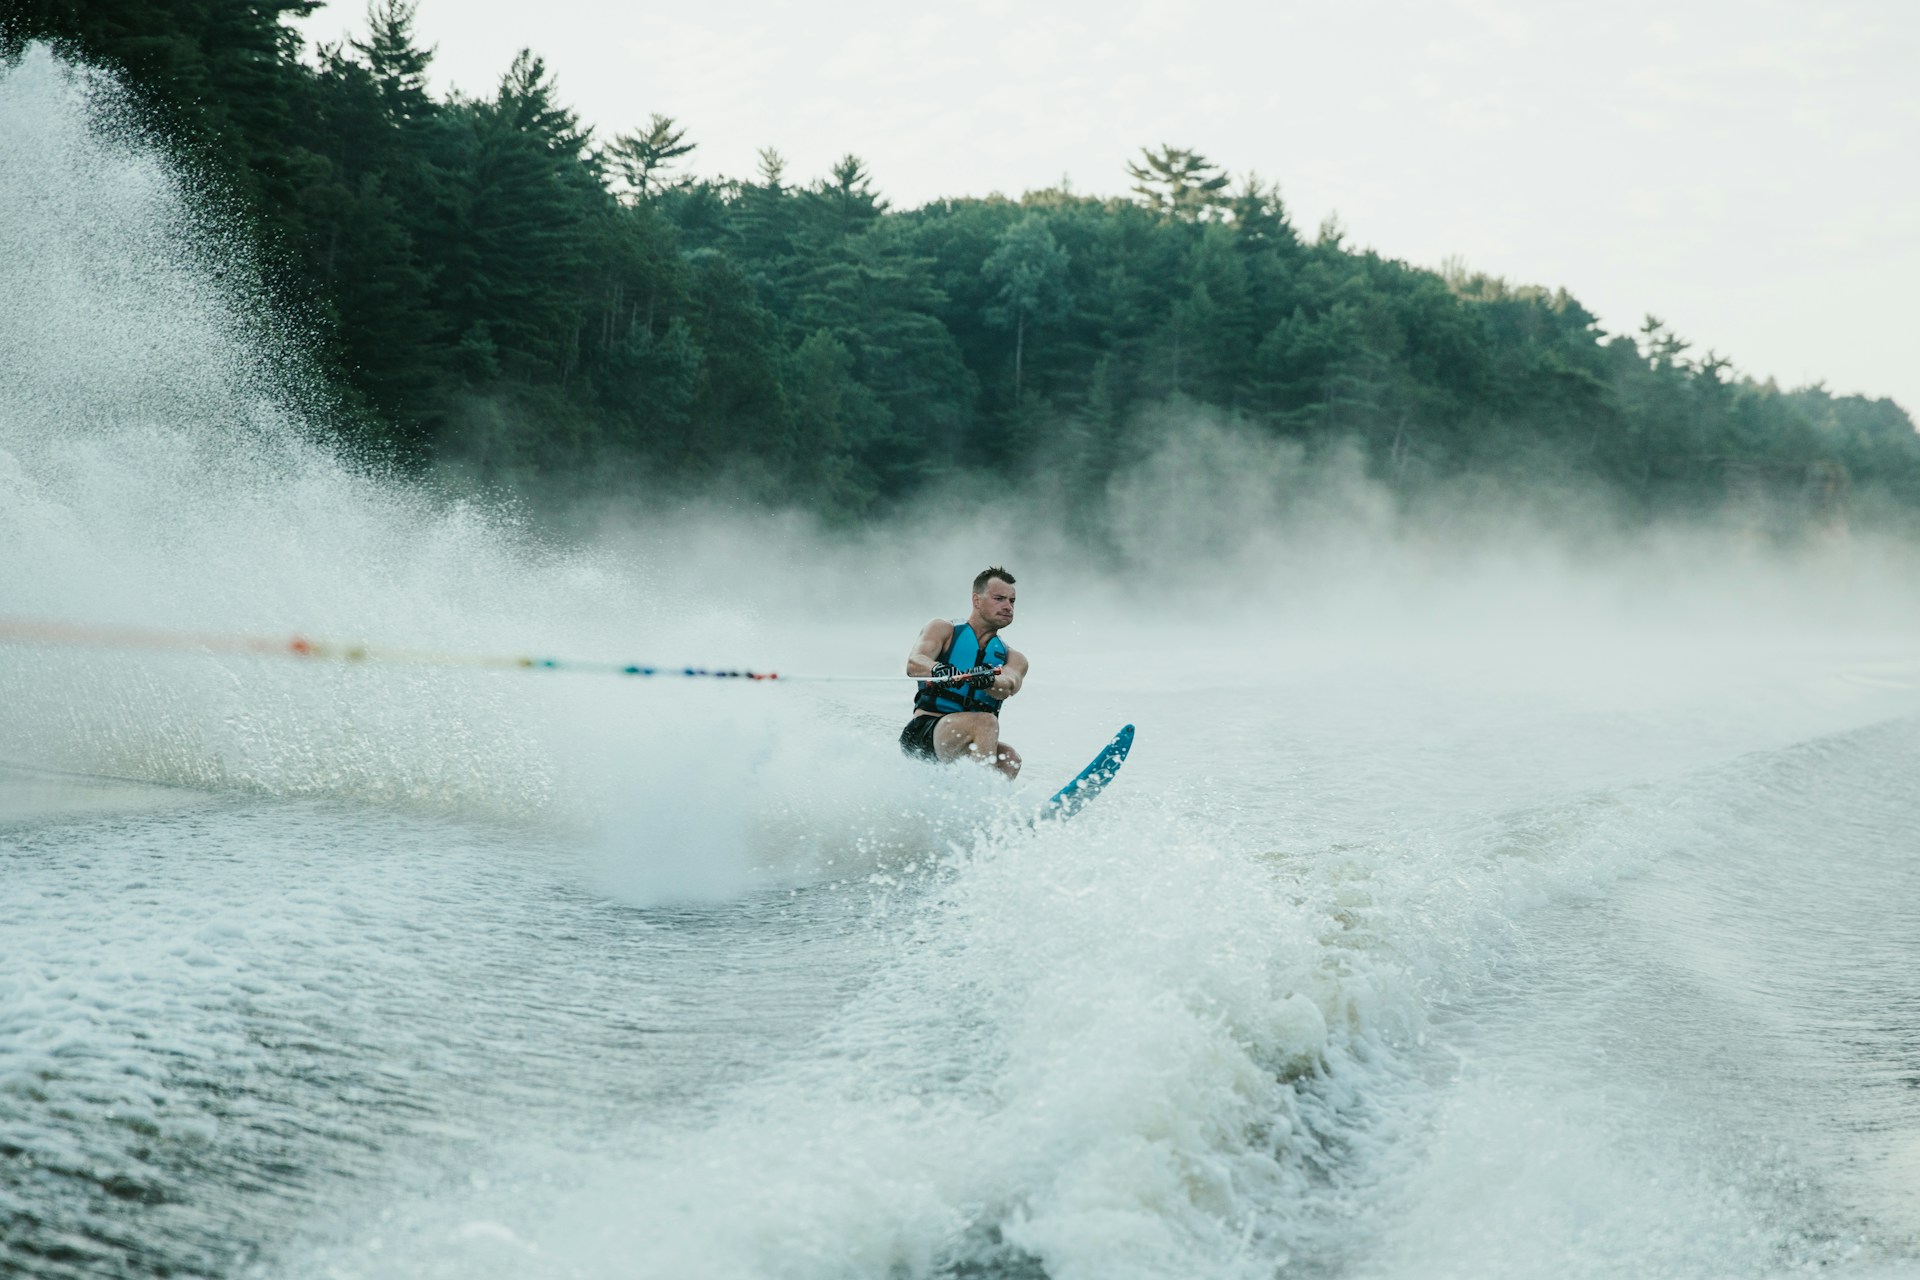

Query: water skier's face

[975,579,1016,629]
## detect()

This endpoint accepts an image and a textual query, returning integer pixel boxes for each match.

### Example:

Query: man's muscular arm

[906,619,955,678]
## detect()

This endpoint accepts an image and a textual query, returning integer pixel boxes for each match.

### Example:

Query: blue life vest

[914,621,1009,716]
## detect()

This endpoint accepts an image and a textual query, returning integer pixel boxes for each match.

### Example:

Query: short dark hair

[973,566,1015,593]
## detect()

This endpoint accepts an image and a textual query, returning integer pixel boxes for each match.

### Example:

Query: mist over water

[6,44,1920,1280]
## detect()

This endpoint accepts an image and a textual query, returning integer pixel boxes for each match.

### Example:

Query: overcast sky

[296,0,1918,418]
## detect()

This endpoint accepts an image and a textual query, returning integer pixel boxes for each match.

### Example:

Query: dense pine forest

[8,1,1918,529]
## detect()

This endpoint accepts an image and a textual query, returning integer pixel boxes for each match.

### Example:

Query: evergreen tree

[433,51,604,382]
[604,113,695,202]
[982,215,1072,404]
[1126,145,1231,221]
[350,0,433,124]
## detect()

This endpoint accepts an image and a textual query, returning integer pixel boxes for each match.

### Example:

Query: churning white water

[5,45,1920,1280]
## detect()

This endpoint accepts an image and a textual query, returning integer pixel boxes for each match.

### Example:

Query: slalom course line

[0,616,970,685]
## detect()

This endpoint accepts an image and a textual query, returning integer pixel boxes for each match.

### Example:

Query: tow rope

[0,616,976,684]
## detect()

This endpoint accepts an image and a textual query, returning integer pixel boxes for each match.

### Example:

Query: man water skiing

[900,567,1029,778]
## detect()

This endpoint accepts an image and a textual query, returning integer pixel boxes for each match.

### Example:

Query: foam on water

[285,705,1920,1280]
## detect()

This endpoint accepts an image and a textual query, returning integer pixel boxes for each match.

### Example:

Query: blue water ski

[1039,723,1134,821]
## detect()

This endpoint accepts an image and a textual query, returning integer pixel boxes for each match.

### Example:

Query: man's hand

[966,665,1000,690]
[929,662,959,681]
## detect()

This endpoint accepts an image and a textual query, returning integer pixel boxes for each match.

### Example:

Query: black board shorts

[899,713,944,760]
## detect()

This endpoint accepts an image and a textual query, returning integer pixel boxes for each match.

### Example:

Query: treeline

[8,1,1918,525]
